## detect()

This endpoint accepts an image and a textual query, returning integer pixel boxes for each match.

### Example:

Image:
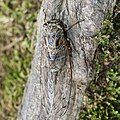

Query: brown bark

[18,0,116,120]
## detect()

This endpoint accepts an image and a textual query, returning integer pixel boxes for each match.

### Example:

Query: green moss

[79,1,120,120]
[0,1,41,119]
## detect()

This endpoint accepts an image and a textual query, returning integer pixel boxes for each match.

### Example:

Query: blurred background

[0,0,42,119]
[0,0,119,120]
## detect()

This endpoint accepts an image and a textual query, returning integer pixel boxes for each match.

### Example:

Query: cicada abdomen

[43,19,68,72]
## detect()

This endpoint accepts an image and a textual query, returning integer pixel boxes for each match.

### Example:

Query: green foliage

[0,0,41,119]
[79,2,120,120]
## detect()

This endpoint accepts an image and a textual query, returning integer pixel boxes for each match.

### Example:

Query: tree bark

[18,0,116,120]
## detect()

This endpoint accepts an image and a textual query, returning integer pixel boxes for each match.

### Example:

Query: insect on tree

[41,19,83,118]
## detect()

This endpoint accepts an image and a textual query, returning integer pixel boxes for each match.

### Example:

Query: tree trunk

[18,0,116,120]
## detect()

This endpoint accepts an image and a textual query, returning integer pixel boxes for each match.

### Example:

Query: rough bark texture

[18,0,116,120]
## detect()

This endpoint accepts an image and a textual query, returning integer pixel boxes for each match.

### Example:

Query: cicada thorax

[43,19,68,72]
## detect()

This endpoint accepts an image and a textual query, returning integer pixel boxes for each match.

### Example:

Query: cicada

[43,19,68,72]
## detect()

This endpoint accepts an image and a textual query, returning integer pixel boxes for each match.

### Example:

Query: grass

[0,1,41,119]
[0,0,119,120]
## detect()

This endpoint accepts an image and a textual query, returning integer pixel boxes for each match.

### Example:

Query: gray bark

[18,0,116,120]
